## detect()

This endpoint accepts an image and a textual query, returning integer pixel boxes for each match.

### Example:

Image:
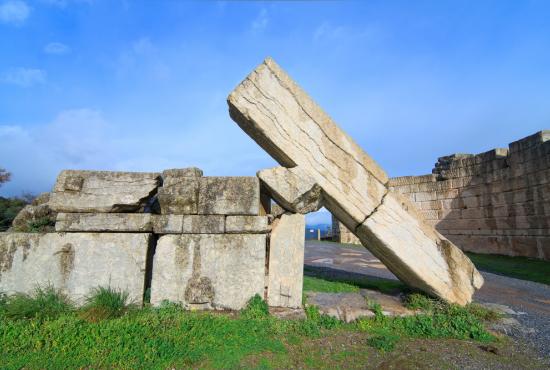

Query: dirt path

[304,240,550,363]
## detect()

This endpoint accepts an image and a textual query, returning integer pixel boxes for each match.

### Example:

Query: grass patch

[0,288,497,368]
[466,252,550,285]
[0,286,72,320]
[304,266,407,294]
[79,286,135,322]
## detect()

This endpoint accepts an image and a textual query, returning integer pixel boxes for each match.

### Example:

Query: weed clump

[1,285,73,320]
[241,294,269,319]
[80,286,135,322]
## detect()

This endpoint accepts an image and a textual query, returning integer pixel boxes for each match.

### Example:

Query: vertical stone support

[267,213,305,308]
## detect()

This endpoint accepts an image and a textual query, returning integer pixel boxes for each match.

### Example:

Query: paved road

[304,240,550,362]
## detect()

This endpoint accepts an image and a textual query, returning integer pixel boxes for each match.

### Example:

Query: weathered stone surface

[55,213,153,232]
[152,215,226,234]
[267,213,305,308]
[225,216,270,233]
[162,167,203,186]
[0,232,149,305]
[49,170,161,213]
[157,178,199,215]
[258,167,323,214]
[198,177,260,215]
[150,234,266,310]
[228,57,483,304]
[183,215,225,234]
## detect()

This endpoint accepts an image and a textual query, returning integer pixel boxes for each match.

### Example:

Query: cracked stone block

[49,170,161,213]
[0,232,150,305]
[267,213,305,308]
[198,177,260,215]
[228,57,483,304]
[225,216,270,233]
[150,234,266,310]
[55,213,153,232]
[258,167,323,214]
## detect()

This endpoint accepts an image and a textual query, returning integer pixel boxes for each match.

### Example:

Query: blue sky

[1,1,549,224]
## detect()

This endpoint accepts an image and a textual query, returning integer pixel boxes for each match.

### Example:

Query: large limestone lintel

[228,57,484,304]
[49,170,161,213]
[0,232,150,305]
[267,213,305,308]
[55,213,153,232]
[150,234,266,310]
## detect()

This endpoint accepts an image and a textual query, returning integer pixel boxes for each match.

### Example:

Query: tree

[0,168,10,187]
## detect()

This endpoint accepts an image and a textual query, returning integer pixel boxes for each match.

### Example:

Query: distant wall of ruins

[334,131,549,260]
[390,131,550,260]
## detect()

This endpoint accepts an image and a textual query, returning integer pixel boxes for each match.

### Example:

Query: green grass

[303,266,407,294]
[0,286,498,369]
[79,286,136,322]
[0,285,72,320]
[466,252,550,285]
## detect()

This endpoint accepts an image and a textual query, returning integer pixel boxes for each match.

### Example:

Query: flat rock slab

[0,232,150,305]
[228,57,483,305]
[306,290,415,322]
[150,234,266,310]
[269,307,306,320]
[49,170,161,213]
[56,213,153,232]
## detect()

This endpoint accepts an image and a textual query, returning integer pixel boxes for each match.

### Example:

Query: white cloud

[251,8,268,33]
[44,42,70,55]
[132,37,154,55]
[1,68,46,87]
[314,22,346,41]
[0,0,30,26]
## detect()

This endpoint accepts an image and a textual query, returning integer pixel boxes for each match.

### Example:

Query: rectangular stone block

[157,178,199,215]
[225,216,270,233]
[55,213,153,232]
[0,232,150,305]
[49,170,161,213]
[150,234,266,310]
[152,215,225,234]
[267,214,305,308]
[198,177,260,215]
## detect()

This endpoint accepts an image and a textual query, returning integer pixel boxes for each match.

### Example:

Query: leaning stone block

[267,213,305,308]
[55,213,153,232]
[150,234,266,310]
[49,170,161,213]
[258,167,323,214]
[228,58,483,304]
[198,177,260,215]
[225,216,270,233]
[0,232,150,305]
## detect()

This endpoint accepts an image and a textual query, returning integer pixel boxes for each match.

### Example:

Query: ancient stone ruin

[333,131,550,261]
[1,57,485,308]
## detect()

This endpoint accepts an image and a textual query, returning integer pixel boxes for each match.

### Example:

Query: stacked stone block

[1,168,306,309]
[387,131,549,260]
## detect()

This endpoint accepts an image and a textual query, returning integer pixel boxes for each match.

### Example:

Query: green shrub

[80,286,135,322]
[304,305,341,329]
[241,294,269,320]
[0,196,27,231]
[2,285,73,320]
[27,216,56,232]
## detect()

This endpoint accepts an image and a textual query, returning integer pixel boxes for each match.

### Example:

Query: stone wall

[0,168,305,309]
[333,131,549,260]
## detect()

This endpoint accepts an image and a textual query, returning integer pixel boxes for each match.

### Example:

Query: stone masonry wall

[0,168,305,309]
[386,131,549,260]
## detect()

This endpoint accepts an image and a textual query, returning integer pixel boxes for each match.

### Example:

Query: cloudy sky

[1,1,549,222]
